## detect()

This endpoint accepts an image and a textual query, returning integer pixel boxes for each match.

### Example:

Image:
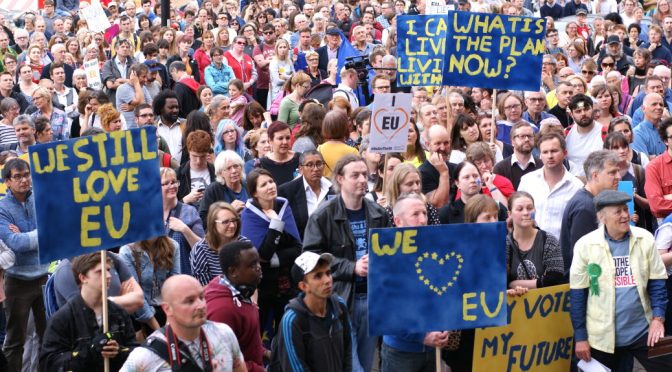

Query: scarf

[240,197,301,253]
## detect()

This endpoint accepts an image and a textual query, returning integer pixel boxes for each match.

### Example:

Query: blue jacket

[204,62,236,96]
[119,239,180,321]
[0,189,47,280]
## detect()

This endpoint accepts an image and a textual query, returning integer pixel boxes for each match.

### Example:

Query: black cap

[326,28,341,36]
[607,35,620,45]
[576,8,588,15]
[594,190,631,211]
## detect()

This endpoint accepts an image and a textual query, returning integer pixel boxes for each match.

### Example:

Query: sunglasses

[602,63,615,67]
[263,31,274,35]
[235,41,246,45]
[581,70,596,75]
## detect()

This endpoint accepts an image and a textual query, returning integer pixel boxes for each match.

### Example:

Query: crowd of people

[0,0,672,371]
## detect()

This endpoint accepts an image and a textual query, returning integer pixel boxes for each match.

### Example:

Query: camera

[344,56,371,83]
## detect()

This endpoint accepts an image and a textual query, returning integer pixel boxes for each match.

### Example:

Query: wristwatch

[653,316,665,323]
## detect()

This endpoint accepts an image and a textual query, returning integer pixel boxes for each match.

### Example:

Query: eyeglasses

[161,180,179,187]
[514,134,534,140]
[223,129,237,135]
[308,58,318,62]
[301,161,325,169]
[214,218,238,225]
[527,97,545,102]
[581,70,596,75]
[602,63,615,67]
[504,104,522,110]
[10,172,30,181]
[139,113,154,118]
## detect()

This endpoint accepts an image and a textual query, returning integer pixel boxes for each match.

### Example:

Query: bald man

[419,125,455,209]
[40,43,74,87]
[121,275,247,372]
[633,93,668,158]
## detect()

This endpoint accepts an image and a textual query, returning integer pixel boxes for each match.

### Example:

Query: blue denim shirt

[632,119,666,157]
[119,239,180,321]
[0,189,47,280]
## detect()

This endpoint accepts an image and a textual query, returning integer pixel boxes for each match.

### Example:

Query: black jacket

[276,294,352,372]
[177,162,216,208]
[302,196,390,310]
[40,294,137,371]
[277,176,335,239]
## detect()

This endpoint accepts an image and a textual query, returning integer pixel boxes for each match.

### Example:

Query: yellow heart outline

[415,251,464,296]
[372,107,410,141]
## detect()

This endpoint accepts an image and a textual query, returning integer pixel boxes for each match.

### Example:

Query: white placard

[84,59,103,90]
[427,0,453,14]
[80,2,111,33]
[369,93,412,153]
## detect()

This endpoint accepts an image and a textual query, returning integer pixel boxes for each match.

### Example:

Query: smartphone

[197,186,206,192]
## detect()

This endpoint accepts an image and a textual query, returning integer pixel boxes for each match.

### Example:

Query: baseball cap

[326,27,341,36]
[576,8,587,15]
[291,252,334,284]
[144,59,162,72]
[607,35,620,45]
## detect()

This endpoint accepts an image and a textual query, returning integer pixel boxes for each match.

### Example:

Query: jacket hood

[286,293,345,319]
[179,77,200,94]
[204,276,234,301]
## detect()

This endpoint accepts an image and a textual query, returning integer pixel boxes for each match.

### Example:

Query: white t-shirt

[565,123,604,176]
[121,321,244,372]
[190,167,211,191]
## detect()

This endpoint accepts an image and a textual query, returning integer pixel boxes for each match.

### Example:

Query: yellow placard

[473,284,573,371]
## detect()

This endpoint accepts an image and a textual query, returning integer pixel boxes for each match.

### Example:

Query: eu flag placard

[368,223,507,335]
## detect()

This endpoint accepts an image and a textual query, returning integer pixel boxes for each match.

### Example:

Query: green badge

[587,263,602,296]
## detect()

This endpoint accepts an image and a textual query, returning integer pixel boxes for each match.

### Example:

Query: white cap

[292,252,334,282]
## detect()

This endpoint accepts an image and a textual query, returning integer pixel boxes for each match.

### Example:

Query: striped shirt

[0,123,17,146]
[190,236,249,286]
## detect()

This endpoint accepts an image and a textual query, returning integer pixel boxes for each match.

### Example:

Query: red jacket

[204,276,265,372]
[224,51,255,95]
[645,150,672,218]
[193,48,211,85]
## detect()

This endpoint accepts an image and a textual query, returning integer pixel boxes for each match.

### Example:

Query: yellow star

[458,258,464,263]
[416,269,422,274]
[438,259,445,265]
[429,285,434,290]
[423,252,429,258]
[419,275,425,281]
[417,257,424,262]
[424,279,430,285]
[458,264,462,269]
[415,262,420,267]
[452,276,458,281]
[442,286,447,291]
[448,282,453,287]
[431,252,438,260]
[455,271,460,275]
[450,252,456,256]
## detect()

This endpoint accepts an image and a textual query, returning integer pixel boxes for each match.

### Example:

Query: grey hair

[214,150,244,184]
[381,54,396,65]
[208,95,230,116]
[0,98,18,114]
[392,192,426,217]
[13,114,33,128]
[584,150,620,181]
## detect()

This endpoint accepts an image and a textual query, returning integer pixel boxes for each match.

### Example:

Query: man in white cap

[274,251,353,372]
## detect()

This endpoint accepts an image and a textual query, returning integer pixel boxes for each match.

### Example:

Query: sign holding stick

[369,93,412,153]
[473,285,574,371]
[368,223,508,335]
[29,127,164,264]
[442,12,546,91]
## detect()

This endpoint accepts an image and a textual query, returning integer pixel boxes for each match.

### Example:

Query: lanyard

[165,325,213,372]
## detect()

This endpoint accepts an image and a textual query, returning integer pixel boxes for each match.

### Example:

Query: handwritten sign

[80,2,112,33]
[84,59,103,90]
[427,0,453,14]
[397,15,446,87]
[474,285,573,372]
[368,223,508,335]
[369,93,412,153]
[443,12,546,91]
[30,127,164,263]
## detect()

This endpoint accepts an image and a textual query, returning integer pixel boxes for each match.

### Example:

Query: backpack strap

[168,202,184,235]
[334,89,351,102]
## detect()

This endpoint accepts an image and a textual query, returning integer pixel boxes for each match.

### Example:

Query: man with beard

[633,93,668,158]
[303,154,390,372]
[382,55,410,93]
[122,275,246,371]
[598,35,633,75]
[493,122,543,190]
[565,95,604,173]
[205,241,267,372]
[419,125,455,208]
[154,90,183,161]
[548,81,574,128]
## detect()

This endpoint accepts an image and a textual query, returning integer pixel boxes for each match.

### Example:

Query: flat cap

[594,190,631,211]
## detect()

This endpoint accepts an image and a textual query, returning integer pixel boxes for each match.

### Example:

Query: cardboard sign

[30,127,164,263]
[368,223,508,335]
[442,11,546,91]
[80,2,112,33]
[369,93,412,153]
[474,285,574,372]
[84,59,103,90]
[396,15,447,87]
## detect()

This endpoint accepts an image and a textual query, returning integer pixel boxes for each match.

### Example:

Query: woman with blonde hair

[191,201,249,286]
[160,27,178,55]
[384,163,441,225]
[193,29,216,84]
[566,39,587,74]
[96,103,123,132]
[278,71,312,128]
[269,39,294,108]
[31,87,69,140]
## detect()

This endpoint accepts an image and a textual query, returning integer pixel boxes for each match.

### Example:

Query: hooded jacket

[204,276,265,372]
[276,294,352,372]
[174,77,201,119]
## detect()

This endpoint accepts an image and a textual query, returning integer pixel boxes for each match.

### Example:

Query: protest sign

[84,59,103,90]
[80,2,112,33]
[443,12,546,91]
[618,180,635,225]
[368,223,508,335]
[369,93,412,153]
[30,127,164,264]
[427,0,453,14]
[474,285,573,372]
[396,15,447,87]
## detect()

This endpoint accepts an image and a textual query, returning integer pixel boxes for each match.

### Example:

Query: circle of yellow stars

[415,251,464,296]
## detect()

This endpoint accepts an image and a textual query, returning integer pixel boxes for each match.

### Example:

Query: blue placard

[368,223,508,335]
[618,180,635,226]
[396,15,447,87]
[29,127,164,263]
[442,11,546,91]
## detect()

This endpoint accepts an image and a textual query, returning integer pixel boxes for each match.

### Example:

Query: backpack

[304,82,338,108]
[267,298,349,372]
[42,274,59,320]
